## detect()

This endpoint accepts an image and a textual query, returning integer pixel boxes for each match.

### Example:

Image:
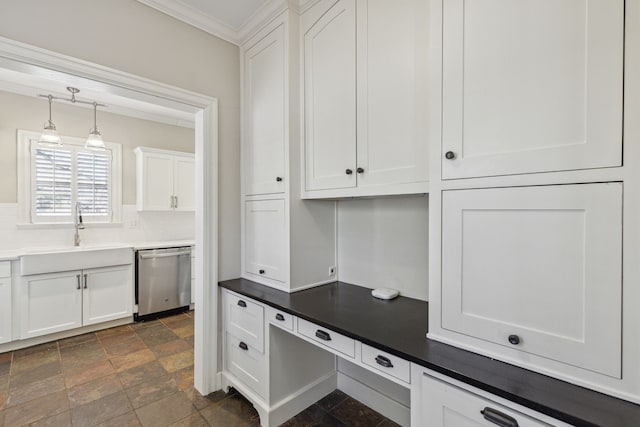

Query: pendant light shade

[39,95,62,147]
[85,102,105,151]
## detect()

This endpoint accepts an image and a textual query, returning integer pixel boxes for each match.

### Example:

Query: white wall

[337,195,429,301]
[0,0,241,279]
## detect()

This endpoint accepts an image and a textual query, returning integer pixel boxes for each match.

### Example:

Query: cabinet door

[441,183,622,377]
[304,0,357,191]
[83,265,132,326]
[0,276,11,344]
[21,271,83,339]
[245,199,286,283]
[356,0,428,188]
[441,0,624,179]
[141,152,174,210]
[419,374,550,427]
[244,25,286,196]
[174,157,195,211]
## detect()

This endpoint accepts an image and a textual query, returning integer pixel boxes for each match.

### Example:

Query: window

[18,130,122,225]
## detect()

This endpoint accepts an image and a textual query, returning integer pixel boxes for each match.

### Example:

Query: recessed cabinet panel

[442,183,622,377]
[0,274,11,344]
[21,271,83,339]
[245,25,286,196]
[442,0,624,179]
[83,265,132,326]
[143,153,174,210]
[174,158,195,211]
[356,0,428,187]
[245,199,287,283]
[304,0,357,191]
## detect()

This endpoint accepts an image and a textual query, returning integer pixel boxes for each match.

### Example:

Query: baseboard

[338,372,410,427]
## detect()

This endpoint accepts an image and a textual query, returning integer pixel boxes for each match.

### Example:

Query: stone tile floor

[0,312,398,427]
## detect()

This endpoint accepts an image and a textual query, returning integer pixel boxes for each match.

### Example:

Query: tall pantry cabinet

[241,9,336,292]
[426,0,640,405]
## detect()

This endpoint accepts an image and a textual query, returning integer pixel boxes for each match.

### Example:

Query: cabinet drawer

[0,261,10,278]
[442,183,622,378]
[421,373,550,427]
[361,344,410,384]
[225,333,267,398]
[298,318,355,358]
[266,306,293,331]
[224,291,264,352]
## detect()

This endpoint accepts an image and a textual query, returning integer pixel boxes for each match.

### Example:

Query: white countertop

[0,239,195,261]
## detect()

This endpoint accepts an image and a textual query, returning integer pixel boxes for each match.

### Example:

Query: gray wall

[0,0,241,279]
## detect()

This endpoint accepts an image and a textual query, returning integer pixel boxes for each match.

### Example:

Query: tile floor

[0,312,397,427]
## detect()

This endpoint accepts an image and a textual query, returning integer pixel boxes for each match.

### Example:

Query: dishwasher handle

[138,249,191,259]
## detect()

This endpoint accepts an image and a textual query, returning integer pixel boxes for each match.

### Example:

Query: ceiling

[178,0,268,30]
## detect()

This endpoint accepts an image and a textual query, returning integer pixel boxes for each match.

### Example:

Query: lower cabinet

[0,262,12,344]
[21,265,132,339]
[414,370,569,426]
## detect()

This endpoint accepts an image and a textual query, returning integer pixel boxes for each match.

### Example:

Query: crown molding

[137,0,322,46]
[137,0,240,45]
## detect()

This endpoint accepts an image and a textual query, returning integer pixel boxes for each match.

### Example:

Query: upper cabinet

[135,147,195,211]
[441,0,624,180]
[302,0,429,198]
[244,24,287,196]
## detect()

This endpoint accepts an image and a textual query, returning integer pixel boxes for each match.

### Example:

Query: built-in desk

[219,279,640,427]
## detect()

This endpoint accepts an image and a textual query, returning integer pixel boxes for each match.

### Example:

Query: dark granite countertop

[219,278,640,427]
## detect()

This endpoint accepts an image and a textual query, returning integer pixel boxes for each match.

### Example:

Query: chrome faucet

[74,201,85,247]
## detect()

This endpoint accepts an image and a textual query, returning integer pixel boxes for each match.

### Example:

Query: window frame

[17,130,122,226]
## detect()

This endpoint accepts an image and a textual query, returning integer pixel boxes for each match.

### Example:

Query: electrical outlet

[329,266,336,276]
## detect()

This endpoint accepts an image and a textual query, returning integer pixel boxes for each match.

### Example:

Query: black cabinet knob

[345,169,353,175]
[239,342,248,351]
[356,167,364,174]
[259,269,265,275]
[275,313,285,321]
[445,151,456,160]
[508,334,520,345]
[276,177,283,182]
[237,300,247,308]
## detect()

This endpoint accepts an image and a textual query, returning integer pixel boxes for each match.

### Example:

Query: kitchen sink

[20,244,134,275]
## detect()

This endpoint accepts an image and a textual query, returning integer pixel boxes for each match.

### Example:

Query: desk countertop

[219,278,640,427]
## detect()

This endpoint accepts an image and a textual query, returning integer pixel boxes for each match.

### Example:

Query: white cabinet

[21,265,132,339]
[441,0,624,180]
[135,147,195,211]
[0,262,12,344]
[82,265,133,326]
[21,271,83,339]
[245,199,287,284]
[241,11,337,293]
[244,24,286,196]
[413,371,569,427]
[441,183,622,378]
[304,0,357,192]
[303,0,428,197]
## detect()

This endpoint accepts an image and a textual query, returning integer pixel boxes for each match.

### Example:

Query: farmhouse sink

[20,244,133,275]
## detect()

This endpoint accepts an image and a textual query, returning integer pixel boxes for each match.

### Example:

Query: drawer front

[226,333,267,398]
[224,291,264,352]
[361,344,410,384]
[266,306,293,331]
[298,318,355,358]
[0,261,10,279]
[421,373,550,427]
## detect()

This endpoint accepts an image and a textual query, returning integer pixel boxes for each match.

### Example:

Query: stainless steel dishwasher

[135,246,191,320]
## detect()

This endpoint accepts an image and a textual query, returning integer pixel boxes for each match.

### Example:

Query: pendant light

[85,101,105,151]
[38,94,62,147]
